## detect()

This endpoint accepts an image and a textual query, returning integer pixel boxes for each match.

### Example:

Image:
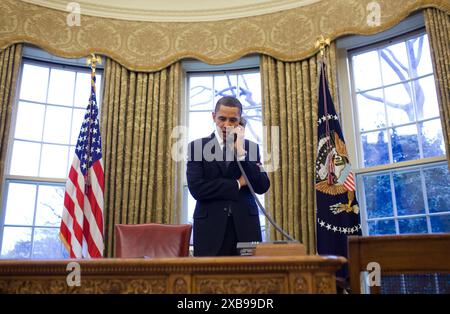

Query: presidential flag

[59,69,104,258]
[315,62,361,279]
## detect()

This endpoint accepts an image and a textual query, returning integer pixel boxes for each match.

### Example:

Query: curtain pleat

[424,8,450,169]
[260,44,338,253]
[0,44,22,198]
[101,59,181,257]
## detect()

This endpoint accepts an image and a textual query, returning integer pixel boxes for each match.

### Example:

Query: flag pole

[314,35,331,84]
[87,53,101,73]
[314,35,331,255]
[85,54,101,191]
[314,35,330,60]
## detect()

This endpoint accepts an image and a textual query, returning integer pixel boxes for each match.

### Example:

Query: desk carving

[0,255,345,294]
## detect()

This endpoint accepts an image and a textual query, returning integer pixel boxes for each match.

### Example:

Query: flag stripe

[63,179,84,246]
[81,202,102,258]
[343,171,356,191]
[84,179,104,251]
[93,160,104,193]
[64,170,86,257]
[91,162,105,211]
[59,222,77,257]
[84,201,103,257]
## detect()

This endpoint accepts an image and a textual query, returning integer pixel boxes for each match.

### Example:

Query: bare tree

[359,36,425,121]
[39,186,64,225]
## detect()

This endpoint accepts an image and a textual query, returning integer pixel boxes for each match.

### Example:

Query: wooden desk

[348,234,450,294]
[0,255,345,293]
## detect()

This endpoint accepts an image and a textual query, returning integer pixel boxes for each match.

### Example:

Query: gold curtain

[424,8,450,168]
[0,44,22,196]
[260,45,338,254]
[101,58,181,257]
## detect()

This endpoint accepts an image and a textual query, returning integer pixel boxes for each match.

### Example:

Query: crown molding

[20,0,321,22]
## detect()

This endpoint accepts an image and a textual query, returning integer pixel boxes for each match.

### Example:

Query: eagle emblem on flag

[315,132,359,215]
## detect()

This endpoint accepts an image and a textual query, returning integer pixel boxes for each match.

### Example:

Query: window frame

[347,28,444,170]
[336,12,448,236]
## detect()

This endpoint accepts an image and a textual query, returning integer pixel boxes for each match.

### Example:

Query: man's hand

[238,175,247,187]
[234,125,246,156]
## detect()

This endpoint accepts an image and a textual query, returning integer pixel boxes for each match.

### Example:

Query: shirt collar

[214,127,224,148]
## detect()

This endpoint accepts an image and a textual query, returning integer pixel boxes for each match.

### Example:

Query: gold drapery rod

[86,53,102,73]
[315,35,331,57]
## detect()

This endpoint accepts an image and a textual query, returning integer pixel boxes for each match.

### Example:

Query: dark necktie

[223,143,233,168]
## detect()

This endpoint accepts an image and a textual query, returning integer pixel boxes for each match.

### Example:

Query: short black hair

[214,96,242,115]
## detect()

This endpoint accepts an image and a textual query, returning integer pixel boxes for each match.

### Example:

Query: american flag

[59,71,104,258]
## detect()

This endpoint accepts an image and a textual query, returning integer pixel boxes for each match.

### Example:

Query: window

[182,57,266,238]
[0,48,102,258]
[339,16,449,236]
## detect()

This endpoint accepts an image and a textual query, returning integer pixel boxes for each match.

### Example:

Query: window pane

[189,76,213,111]
[385,82,414,126]
[361,130,389,167]
[14,101,45,141]
[187,187,195,225]
[393,170,425,216]
[363,174,393,218]
[356,90,386,131]
[4,183,36,225]
[424,166,450,213]
[409,34,433,78]
[420,119,445,158]
[380,41,409,86]
[47,68,75,106]
[188,111,214,142]
[68,146,75,175]
[391,125,419,163]
[95,74,102,105]
[352,51,382,91]
[70,108,85,145]
[39,144,69,178]
[74,72,90,108]
[243,108,263,145]
[430,215,450,233]
[0,227,32,258]
[35,185,64,227]
[214,74,237,103]
[9,140,41,176]
[414,76,439,120]
[238,72,261,107]
[42,105,72,144]
[74,72,101,108]
[19,64,49,103]
[368,219,395,235]
[32,228,68,258]
[398,217,427,234]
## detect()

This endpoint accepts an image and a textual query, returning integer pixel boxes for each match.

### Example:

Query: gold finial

[315,35,331,57]
[87,53,102,73]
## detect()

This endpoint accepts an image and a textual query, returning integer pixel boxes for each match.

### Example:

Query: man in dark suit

[187,96,270,256]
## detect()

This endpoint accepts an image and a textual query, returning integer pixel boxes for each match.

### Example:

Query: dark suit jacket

[187,133,270,256]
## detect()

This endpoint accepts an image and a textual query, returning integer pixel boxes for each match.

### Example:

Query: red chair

[115,223,192,258]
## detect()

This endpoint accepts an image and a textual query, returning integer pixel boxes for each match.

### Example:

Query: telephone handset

[239,117,247,127]
[234,117,247,142]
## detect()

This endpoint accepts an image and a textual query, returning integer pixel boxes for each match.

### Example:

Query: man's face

[212,105,241,140]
